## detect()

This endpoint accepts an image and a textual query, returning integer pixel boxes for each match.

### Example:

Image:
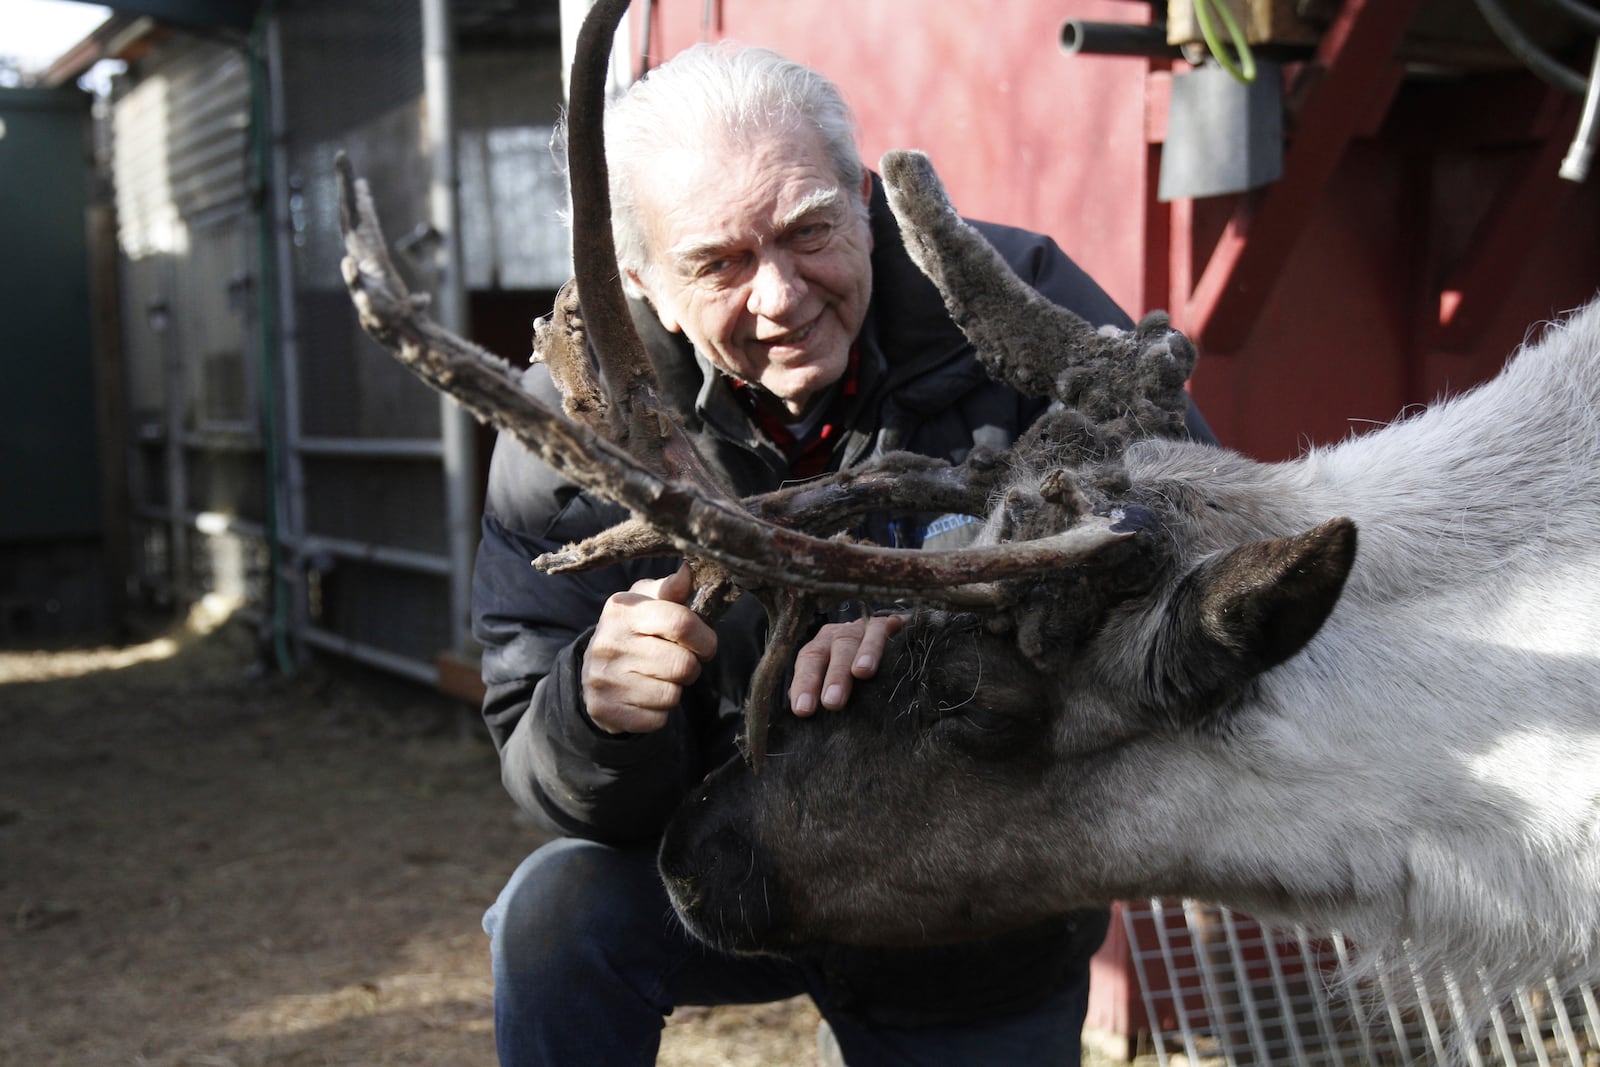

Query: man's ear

[628,270,682,334]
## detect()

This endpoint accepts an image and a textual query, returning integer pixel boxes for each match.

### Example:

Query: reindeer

[339,0,1600,1013]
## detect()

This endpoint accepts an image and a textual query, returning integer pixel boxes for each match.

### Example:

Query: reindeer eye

[924,700,1034,756]
[949,706,1009,735]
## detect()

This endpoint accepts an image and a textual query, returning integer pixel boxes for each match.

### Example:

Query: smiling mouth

[759,320,817,347]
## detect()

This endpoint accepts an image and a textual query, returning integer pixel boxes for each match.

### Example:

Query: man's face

[630,125,873,418]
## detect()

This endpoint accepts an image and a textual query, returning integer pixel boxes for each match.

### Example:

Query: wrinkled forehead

[633,122,853,248]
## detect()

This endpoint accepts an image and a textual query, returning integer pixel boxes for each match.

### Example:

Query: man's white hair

[554,42,867,298]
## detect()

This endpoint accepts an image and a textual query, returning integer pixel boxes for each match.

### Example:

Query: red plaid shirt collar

[729,343,861,479]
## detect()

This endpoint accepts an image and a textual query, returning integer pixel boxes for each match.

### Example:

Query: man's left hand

[788,614,906,716]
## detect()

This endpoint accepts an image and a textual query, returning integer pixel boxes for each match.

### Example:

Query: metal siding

[163,43,250,220]
[286,102,440,440]
[110,35,261,611]
[178,213,256,431]
[112,73,184,259]
[101,4,569,679]
[457,123,571,289]
[119,252,172,424]
[112,39,249,258]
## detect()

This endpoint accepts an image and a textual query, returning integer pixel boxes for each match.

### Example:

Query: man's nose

[746,253,806,318]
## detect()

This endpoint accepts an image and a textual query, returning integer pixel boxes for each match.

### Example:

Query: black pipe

[1473,0,1589,95]
[1060,19,1183,59]
[1539,0,1600,36]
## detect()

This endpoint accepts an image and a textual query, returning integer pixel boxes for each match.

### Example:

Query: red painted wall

[1183,136,1600,461]
[635,0,1157,354]
[632,0,1600,462]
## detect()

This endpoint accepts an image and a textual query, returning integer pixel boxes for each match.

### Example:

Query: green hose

[1193,0,1257,84]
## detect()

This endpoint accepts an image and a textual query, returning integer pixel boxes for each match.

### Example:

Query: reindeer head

[657,505,1355,954]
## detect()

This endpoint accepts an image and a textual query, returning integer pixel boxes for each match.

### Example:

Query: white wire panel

[1122,899,1598,1066]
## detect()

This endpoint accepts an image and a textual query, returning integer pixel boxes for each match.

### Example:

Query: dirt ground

[0,602,823,1066]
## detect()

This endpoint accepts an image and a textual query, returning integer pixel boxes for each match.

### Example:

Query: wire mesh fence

[1122,900,1599,1066]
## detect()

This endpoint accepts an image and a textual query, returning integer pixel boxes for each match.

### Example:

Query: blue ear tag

[919,513,983,548]
[1109,505,1157,535]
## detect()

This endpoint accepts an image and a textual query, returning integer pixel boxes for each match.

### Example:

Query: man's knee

[485,837,660,977]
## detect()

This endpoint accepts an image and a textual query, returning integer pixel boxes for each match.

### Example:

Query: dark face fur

[658,615,1078,954]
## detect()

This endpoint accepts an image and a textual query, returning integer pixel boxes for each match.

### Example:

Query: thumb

[656,561,695,604]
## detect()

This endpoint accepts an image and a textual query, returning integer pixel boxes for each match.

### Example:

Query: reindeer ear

[1153,518,1357,719]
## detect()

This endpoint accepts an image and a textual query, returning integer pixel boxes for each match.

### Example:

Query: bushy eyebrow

[777,186,845,231]
[665,186,847,270]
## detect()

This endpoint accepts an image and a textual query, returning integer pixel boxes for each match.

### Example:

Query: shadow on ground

[0,607,821,1066]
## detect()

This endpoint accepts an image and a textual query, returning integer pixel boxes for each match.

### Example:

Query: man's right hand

[581,563,717,735]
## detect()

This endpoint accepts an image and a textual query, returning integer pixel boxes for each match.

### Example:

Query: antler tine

[880,149,1195,440]
[535,450,1013,574]
[566,0,669,456]
[533,278,610,432]
[740,590,816,771]
[336,157,1132,602]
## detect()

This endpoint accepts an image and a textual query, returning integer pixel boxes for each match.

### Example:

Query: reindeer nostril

[659,813,784,952]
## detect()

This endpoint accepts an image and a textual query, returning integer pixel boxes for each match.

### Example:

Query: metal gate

[107,2,572,686]
[1125,899,1600,1066]
[272,0,470,682]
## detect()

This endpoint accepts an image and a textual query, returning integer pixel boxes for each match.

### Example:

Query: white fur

[1116,299,1600,998]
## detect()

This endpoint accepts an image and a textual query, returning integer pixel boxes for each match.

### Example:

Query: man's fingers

[818,643,858,711]
[651,561,695,604]
[622,597,718,661]
[611,568,718,662]
[581,566,717,735]
[850,613,904,677]
[789,636,833,717]
[788,615,908,716]
[582,645,701,734]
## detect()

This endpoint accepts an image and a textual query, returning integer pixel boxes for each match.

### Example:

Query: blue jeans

[483,837,1091,1066]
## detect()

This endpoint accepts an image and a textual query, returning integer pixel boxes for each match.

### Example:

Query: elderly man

[474,41,1207,1067]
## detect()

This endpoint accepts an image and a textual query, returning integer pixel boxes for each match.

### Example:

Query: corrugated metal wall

[113,4,461,678]
[113,36,265,614]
